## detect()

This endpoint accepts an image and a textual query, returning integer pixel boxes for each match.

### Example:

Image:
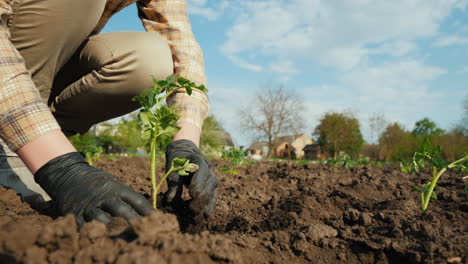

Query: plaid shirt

[0,0,209,152]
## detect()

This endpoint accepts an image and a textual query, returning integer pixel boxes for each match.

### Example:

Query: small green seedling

[410,140,467,212]
[219,148,246,175]
[326,151,354,168]
[295,160,309,166]
[326,152,371,168]
[133,74,207,208]
[399,161,413,173]
[84,146,103,166]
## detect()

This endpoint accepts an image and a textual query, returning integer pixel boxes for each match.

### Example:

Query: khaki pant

[1,0,173,206]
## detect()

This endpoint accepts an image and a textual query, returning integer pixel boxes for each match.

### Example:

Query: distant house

[304,144,322,160]
[274,134,313,159]
[247,134,314,160]
[246,142,269,159]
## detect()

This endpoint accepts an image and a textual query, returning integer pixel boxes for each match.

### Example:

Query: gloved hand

[34,152,152,226]
[164,139,217,216]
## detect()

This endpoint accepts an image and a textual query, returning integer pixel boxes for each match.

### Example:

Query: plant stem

[154,166,176,201]
[421,167,446,211]
[160,89,177,102]
[150,136,158,209]
[421,156,467,211]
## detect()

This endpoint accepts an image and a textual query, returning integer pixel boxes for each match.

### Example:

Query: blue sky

[103,0,468,146]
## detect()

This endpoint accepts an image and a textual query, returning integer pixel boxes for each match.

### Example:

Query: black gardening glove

[164,139,217,216]
[34,152,152,227]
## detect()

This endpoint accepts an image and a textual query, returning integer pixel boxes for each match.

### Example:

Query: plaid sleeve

[0,3,61,151]
[137,0,209,129]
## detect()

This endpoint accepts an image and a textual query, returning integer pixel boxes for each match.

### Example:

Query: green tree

[314,112,364,158]
[200,115,224,158]
[201,115,224,149]
[115,113,148,153]
[68,131,97,153]
[436,129,468,161]
[412,118,444,138]
[379,122,415,161]
[95,122,119,153]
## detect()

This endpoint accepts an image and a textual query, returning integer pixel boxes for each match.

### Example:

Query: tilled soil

[0,157,466,263]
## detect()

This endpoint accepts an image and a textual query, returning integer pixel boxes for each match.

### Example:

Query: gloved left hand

[164,139,217,216]
[34,152,153,227]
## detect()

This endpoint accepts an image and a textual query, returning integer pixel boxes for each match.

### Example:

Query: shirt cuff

[0,99,61,151]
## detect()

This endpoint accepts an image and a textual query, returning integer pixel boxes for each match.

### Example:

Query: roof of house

[273,134,312,145]
[247,141,269,150]
[304,144,320,150]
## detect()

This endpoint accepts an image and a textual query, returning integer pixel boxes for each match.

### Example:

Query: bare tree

[239,84,305,157]
[369,113,387,143]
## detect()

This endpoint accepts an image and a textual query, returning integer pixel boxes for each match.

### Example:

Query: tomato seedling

[219,148,246,175]
[410,140,467,211]
[133,74,207,209]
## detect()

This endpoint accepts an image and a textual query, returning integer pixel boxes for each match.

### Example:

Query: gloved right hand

[34,152,152,227]
[164,139,217,216]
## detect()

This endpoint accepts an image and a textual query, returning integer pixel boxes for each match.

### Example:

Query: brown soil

[0,157,466,263]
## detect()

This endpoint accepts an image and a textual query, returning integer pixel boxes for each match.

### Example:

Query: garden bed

[0,157,466,263]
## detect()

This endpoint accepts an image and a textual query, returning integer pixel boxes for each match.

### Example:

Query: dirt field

[0,156,466,263]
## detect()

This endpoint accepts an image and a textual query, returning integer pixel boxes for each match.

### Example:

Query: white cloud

[368,41,418,57]
[459,66,468,73]
[455,0,468,9]
[268,60,298,74]
[292,60,449,142]
[226,55,262,72]
[340,60,448,133]
[433,35,468,47]
[221,0,464,71]
[186,0,229,20]
[342,60,447,99]
[211,0,464,144]
[211,60,451,145]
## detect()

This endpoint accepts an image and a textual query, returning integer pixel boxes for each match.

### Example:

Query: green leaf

[178,170,189,176]
[430,192,438,200]
[167,74,178,85]
[412,152,426,173]
[133,92,150,110]
[421,183,433,192]
[219,166,229,173]
[197,84,208,93]
[142,129,152,141]
[172,157,188,167]
[156,105,179,129]
[420,139,431,152]
[185,163,199,173]
[411,187,422,193]
[177,76,190,85]
[400,161,412,173]
[156,80,168,88]
[138,111,152,127]
[185,86,193,96]
[158,126,180,138]
[459,164,468,173]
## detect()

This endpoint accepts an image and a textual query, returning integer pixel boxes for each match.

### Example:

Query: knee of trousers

[84,31,174,97]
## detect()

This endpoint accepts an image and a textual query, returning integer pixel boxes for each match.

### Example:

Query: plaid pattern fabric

[167,89,209,129]
[96,0,209,129]
[0,2,61,151]
[0,0,208,151]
